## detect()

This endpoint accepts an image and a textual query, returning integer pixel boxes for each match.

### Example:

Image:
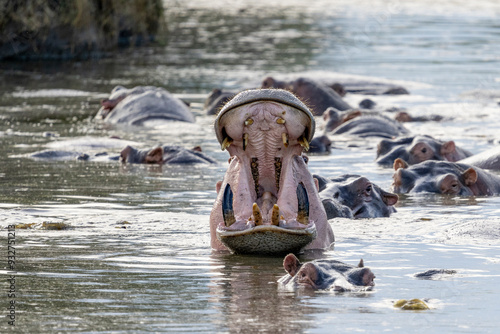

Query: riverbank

[0,0,164,60]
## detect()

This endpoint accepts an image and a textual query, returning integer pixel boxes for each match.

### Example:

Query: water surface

[1,0,500,332]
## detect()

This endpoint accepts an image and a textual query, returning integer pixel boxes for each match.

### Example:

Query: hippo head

[316,174,398,219]
[323,107,363,132]
[392,158,480,195]
[282,254,375,290]
[376,135,469,166]
[210,89,334,254]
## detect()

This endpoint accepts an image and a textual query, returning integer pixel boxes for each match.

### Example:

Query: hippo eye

[302,156,309,164]
[421,148,427,153]
[365,185,372,194]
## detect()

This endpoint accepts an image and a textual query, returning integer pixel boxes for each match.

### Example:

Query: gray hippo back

[96,86,195,125]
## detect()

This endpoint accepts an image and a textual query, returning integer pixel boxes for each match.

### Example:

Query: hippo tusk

[221,136,233,151]
[296,182,310,225]
[253,203,263,226]
[243,133,249,151]
[298,135,309,151]
[282,133,289,148]
[271,204,280,226]
[222,184,236,227]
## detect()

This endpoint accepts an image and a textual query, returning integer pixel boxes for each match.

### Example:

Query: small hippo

[392,159,500,195]
[376,135,473,166]
[278,253,375,291]
[121,145,217,164]
[337,81,409,95]
[309,135,332,154]
[210,89,334,255]
[315,174,398,219]
[261,77,352,116]
[204,89,236,115]
[96,86,195,125]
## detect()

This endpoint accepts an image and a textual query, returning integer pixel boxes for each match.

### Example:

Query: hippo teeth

[296,182,310,225]
[222,184,236,227]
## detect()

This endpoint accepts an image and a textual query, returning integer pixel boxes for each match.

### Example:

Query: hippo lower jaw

[216,224,317,255]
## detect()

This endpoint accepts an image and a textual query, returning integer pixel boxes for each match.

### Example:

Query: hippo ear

[358,259,364,268]
[313,174,328,192]
[381,189,399,206]
[462,167,478,186]
[342,110,362,123]
[393,158,409,171]
[283,253,302,277]
[440,141,456,156]
[145,147,163,164]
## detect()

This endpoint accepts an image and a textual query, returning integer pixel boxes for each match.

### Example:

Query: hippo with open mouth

[210,89,334,254]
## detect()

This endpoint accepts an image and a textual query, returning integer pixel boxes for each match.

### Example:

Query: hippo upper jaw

[210,89,333,254]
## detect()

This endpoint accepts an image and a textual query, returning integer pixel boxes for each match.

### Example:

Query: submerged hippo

[210,89,334,254]
[459,146,500,170]
[121,145,216,164]
[327,114,409,138]
[309,135,332,154]
[278,253,375,291]
[261,77,352,116]
[376,135,473,166]
[95,86,195,125]
[204,89,236,115]
[392,159,500,195]
[315,174,398,219]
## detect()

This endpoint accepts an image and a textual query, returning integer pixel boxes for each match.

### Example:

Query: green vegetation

[0,0,164,60]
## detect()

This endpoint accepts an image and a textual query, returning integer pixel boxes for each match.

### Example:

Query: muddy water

[1,0,500,332]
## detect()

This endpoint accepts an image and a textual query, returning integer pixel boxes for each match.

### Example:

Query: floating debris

[394,299,430,310]
[15,223,37,229]
[42,222,70,230]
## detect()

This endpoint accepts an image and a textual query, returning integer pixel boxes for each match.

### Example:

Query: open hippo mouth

[211,89,327,254]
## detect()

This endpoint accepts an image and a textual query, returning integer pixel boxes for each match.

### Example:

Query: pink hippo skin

[210,89,334,254]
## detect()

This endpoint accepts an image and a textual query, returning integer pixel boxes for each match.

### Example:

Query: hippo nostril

[334,192,340,199]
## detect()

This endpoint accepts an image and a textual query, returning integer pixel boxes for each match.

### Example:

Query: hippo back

[103,87,195,125]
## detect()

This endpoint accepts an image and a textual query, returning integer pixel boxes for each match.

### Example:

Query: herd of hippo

[29,75,500,291]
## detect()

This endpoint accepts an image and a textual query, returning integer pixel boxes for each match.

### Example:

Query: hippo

[335,81,409,95]
[394,111,444,123]
[261,77,352,116]
[309,135,332,154]
[120,145,217,164]
[392,159,500,195]
[95,86,195,125]
[278,253,375,291]
[204,89,236,115]
[327,114,409,138]
[459,146,500,170]
[315,174,398,219]
[210,89,334,254]
[25,150,117,161]
[376,135,473,167]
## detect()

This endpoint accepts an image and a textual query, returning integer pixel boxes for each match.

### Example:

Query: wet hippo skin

[315,174,398,219]
[95,86,195,125]
[261,77,352,116]
[392,159,500,196]
[278,253,375,291]
[120,145,216,164]
[210,89,334,254]
[376,135,472,166]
